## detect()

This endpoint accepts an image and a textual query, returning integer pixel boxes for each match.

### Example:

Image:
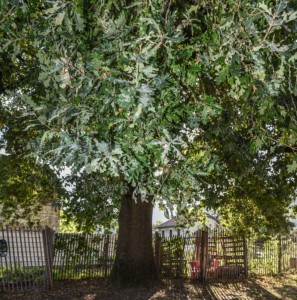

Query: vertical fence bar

[34,227,43,289]
[26,228,34,290]
[195,230,201,262]
[103,234,109,277]
[9,226,17,293]
[154,232,161,272]
[16,226,22,290]
[74,233,78,279]
[69,233,73,279]
[39,227,45,288]
[0,226,8,292]
[52,233,58,280]
[19,227,26,292]
[22,227,31,291]
[108,235,111,277]
[69,233,74,279]
[28,228,38,289]
[74,233,79,279]
[42,228,49,290]
[70,233,75,279]
[109,235,112,276]
[59,233,65,280]
[107,235,110,277]
[61,234,66,280]
[63,233,68,280]
[96,234,102,277]
[72,233,76,279]
[87,234,93,278]
[60,233,65,280]
[278,234,283,274]
[43,226,54,290]
[4,226,11,293]
[63,234,68,280]
[57,233,63,280]
[82,233,88,278]
[112,235,115,275]
[1,227,5,291]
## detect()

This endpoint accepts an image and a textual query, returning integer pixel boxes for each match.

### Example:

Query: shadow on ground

[203,279,279,300]
[3,275,297,300]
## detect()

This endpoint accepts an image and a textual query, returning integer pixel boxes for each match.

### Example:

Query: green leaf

[45,3,61,14]
[133,104,143,122]
[54,12,65,26]
[142,65,157,79]
[289,52,297,62]
[258,3,272,15]
[287,161,297,173]
[287,10,297,22]
[75,12,85,32]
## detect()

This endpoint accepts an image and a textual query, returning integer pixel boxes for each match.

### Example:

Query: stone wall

[0,204,60,231]
[36,204,60,231]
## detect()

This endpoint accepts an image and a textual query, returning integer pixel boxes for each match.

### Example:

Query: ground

[2,274,297,300]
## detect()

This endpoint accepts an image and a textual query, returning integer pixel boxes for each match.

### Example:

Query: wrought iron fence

[1,226,297,295]
[0,226,53,294]
[248,232,297,275]
[53,233,117,280]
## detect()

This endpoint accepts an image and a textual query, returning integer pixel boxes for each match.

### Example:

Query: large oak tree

[1,0,297,285]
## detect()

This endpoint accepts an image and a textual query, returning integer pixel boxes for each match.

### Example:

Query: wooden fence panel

[158,229,248,281]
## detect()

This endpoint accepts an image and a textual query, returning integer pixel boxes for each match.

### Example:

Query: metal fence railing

[1,226,297,295]
[248,232,297,275]
[53,233,117,280]
[0,226,53,294]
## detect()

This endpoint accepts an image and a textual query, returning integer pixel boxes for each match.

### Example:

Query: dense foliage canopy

[0,97,65,225]
[0,0,297,233]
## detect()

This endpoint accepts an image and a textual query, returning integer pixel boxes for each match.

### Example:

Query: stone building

[0,204,60,231]
[37,204,60,230]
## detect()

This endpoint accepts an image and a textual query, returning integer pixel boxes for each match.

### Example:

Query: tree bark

[110,185,159,286]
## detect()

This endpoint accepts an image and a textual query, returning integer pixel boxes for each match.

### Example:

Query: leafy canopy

[0,0,297,232]
[0,97,65,225]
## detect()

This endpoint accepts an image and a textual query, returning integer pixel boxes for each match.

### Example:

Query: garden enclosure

[0,226,297,295]
[155,229,248,281]
[155,230,297,280]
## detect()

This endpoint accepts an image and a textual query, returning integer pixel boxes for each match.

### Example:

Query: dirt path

[2,274,297,300]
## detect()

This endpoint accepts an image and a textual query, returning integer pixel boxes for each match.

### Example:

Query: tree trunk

[110,185,159,286]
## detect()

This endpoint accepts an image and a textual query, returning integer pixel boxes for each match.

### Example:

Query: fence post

[154,232,161,272]
[177,234,185,278]
[200,230,208,282]
[42,226,54,290]
[103,234,110,277]
[278,234,282,274]
[243,236,248,277]
[195,231,201,261]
